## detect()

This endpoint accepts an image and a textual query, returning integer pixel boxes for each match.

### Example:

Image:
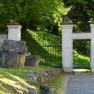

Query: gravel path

[66,73,94,94]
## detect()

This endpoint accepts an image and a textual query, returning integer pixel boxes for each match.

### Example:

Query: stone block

[1,40,27,68]
[25,55,40,67]
[2,40,27,53]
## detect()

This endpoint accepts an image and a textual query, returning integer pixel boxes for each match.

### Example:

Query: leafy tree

[0,0,69,34]
[62,0,94,56]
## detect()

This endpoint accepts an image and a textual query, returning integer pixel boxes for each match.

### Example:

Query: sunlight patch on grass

[0,66,51,94]
[7,73,35,89]
[0,78,28,92]
[0,69,39,94]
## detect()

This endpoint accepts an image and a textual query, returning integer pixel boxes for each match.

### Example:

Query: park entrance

[62,23,94,72]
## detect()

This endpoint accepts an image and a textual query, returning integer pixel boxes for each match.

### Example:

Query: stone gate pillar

[7,24,22,41]
[62,24,73,72]
[0,23,27,68]
[90,23,94,72]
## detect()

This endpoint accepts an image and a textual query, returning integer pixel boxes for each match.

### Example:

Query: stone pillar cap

[88,21,94,24]
[7,20,22,28]
[62,20,73,25]
[88,18,94,24]
[7,24,22,28]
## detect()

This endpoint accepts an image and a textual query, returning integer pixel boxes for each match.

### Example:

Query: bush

[73,50,90,69]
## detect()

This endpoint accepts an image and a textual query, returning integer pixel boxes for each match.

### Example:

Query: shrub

[73,50,90,69]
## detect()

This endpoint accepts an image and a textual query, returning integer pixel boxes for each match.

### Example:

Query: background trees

[0,0,93,56]
[0,0,69,34]
[63,0,94,56]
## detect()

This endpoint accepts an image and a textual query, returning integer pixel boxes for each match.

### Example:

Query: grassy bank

[22,30,62,67]
[0,66,51,94]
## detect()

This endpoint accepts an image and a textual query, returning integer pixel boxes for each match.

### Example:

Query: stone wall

[1,40,27,68]
[26,68,62,94]
[26,68,61,84]
[0,35,7,50]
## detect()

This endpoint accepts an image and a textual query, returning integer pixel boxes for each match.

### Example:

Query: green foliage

[22,29,90,68]
[22,30,62,67]
[27,29,61,46]
[73,40,90,56]
[0,66,51,76]
[62,0,94,32]
[73,50,90,69]
[0,0,69,34]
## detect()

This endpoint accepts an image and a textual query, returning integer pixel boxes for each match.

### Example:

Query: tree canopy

[0,0,70,34]
[0,0,94,33]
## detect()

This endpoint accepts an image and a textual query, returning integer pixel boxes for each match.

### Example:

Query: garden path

[66,71,94,94]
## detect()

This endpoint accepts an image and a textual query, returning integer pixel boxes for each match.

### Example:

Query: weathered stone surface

[29,88,37,94]
[26,72,38,83]
[1,40,27,68]
[1,52,18,67]
[40,84,50,94]
[0,51,2,66]
[25,55,40,67]
[2,40,27,53]
[26,68,61,84]
[40,84,57,94]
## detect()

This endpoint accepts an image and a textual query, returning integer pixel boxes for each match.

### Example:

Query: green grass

[0,66,51,94]
[51,73,68,94]
[0,66,51,77]
[73,50,90,69]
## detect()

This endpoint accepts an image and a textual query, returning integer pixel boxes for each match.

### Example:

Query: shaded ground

[66,72,94,94]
